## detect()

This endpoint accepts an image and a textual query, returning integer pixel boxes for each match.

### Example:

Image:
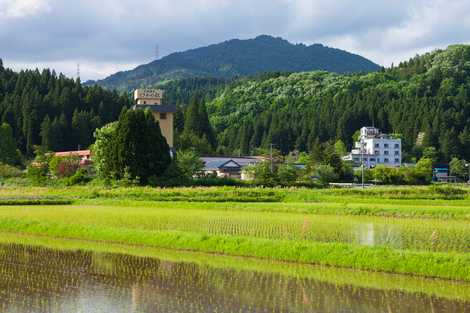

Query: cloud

[0,0,50,18]
[0,0,469,80]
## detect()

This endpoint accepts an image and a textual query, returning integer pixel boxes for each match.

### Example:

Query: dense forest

[207,45,470,162]
[3,44,470,165]
[0,59,131,157]
[160,77,229,106]
[89,35,379,91]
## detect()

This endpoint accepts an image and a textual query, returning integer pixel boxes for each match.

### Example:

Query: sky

[1,0,470,81]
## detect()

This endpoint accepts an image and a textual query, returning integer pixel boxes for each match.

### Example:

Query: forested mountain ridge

[0,59,131,157]
[208,45,470,162]
[87,35,380,91]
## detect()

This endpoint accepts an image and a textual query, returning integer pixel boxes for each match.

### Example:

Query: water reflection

[0,243,469,313]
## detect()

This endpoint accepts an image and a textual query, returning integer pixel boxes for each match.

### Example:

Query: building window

[370,158,376,162]
[160,113,167,120]
[394,151,399,156]
[353,158,359,162]
[375,143,380,148]
[395,143,399,148]
[143,101,147,104]
[384,158,389,163]
[395,158,400,163]
[374,150,379,155]
[377,158,381,163]
[384,143,389,148]
[384,151,389,155]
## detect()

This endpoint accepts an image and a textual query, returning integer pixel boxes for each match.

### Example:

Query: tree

[72,109,99,148]
[415,157,433,184]
[314,164,338,186]
[422,147,438,163]
[449,157,467,180]
[246,161,278,186]
[176,150,204,178]
[177,132,213,155]
[0,123,20,165]
[324,143,344,178]
[181,96,217,152]
[0,63,130,157]
[197,99,216,147]
[40,115,52,150]
[439,128,460,161]
[114,109,171,183]
[92,122,118,179]
[277,162,300,185]
[93,110,171,184]
[334,139,348,157]
[371,165,404,185]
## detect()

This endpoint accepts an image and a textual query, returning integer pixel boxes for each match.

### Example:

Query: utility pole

[270,143,274,173]
[466,163,470,184]
[361,136,365,188]
[155,44,160,60]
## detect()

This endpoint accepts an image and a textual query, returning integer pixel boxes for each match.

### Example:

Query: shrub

[245,161,279,187]
[371,165,405,185]
[66,169,91,186]
[176,150,204,178]
[149,162,190,187]
[277,162,301,185]
[314,164,339,186]
[415,157,433,184]
[26,163,48,185]
[192,177,243,187]
[0,163,23,178]
[49,156,80,178]
[429,185,467,199]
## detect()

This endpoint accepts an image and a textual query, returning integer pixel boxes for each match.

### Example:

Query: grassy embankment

[0,185,469,281]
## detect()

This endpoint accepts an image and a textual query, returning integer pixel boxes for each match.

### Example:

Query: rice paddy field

[0,185,470,312]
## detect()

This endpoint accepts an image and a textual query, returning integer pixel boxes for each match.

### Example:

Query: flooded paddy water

[0,240,469,313]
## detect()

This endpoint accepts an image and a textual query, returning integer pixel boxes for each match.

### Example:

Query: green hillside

[207,45,470,162]
[88,35,380,91]
[0,61,131,157]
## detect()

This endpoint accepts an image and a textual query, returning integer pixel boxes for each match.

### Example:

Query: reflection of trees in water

[0,244,469,313]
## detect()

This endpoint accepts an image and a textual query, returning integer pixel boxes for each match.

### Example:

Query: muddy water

[0,243,469,313]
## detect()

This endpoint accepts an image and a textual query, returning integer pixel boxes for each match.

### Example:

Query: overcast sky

[1,0,469,81]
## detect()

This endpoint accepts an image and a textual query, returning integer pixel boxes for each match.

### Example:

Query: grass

[0,218,469,281]
[0,198,72,206]
[0,185,469,281]
[2,184,470,202]
[80,199,470,220]
[0,204,468,252]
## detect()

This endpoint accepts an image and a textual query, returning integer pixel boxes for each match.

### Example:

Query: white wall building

[343,127,402,168]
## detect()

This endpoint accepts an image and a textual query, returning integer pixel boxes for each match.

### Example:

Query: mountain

[206,45,470,162]
[87,35,380,91]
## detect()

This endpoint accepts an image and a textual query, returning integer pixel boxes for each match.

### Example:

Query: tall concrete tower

[133,88,176,148]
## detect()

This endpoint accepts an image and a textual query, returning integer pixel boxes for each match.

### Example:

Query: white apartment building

[343,127,402,168]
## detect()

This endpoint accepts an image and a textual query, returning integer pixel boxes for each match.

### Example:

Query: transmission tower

[76,63,80,80]
[155,44,159,60]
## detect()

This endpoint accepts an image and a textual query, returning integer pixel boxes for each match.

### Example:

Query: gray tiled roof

[201,157,263,169]
[204,159,242,171]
